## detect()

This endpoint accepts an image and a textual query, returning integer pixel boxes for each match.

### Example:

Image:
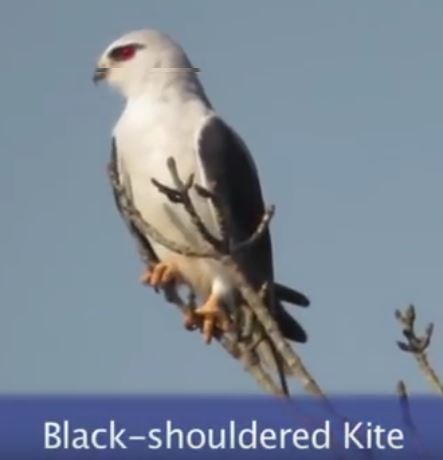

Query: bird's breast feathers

[113,100,225,296]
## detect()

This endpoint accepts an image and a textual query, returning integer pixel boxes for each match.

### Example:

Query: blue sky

[1,1,442,394]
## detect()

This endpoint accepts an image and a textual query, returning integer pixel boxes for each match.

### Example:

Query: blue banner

[0,396,441,459]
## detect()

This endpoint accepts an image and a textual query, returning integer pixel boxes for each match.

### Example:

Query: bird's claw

[140,262,181,289]
[183,310,202,331]
[191,295,232,344]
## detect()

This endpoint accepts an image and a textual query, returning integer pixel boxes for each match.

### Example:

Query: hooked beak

[93,67,108,84]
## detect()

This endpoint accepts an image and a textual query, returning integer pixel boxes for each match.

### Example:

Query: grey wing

[110,137,159,267]
[197,117,307,342]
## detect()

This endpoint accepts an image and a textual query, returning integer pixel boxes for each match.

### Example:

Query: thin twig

[195,183,230,251]
[221,335,285,396]
[159,161,326,397]
[232,206,275,253]
[397,380,416,432]
[397,380,430,459]
[109,164,217,259]
[108,157,284,397]
[396,305,443,394]
[221,258,329,400]
[145,160,328,400]
[152,158,225,252]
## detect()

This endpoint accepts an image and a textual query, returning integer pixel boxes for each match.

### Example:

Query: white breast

[114,96,232,300]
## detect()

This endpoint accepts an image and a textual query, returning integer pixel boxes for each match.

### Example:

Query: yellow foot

[183,310,202,331]
[194,294,232,344]
[140,262,181,289]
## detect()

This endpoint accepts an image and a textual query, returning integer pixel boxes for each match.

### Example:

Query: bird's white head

[93,29,197,98]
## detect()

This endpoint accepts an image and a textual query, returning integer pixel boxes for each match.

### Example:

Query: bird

[94,29,309,382]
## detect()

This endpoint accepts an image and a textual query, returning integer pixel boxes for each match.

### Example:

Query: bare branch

[397,380,416,431]
[222,259,328,400]
[107,157,285,397]
[147,160,329,401]
[396,305,443,395]
[152,157,225,252]
[397,380,430,458]
[232,206,275,253]
[221,335,286,396]
[194,183,230,250]
[110,165,217,259]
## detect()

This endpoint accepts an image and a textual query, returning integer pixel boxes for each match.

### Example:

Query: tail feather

[275,304,308,343]
[274,282,310,307]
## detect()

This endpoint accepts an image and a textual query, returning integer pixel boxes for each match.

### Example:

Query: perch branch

[109,164,217,259]
[152,157,225,252]
[108,158,284,397]
[397,380,430,459]
[395,305,443,395]
[222,260,326,397]
[397,380,417,432]
[149,158,328,402]
[232,206,275,254]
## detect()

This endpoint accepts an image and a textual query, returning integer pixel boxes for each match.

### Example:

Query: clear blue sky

[1,1,442,394]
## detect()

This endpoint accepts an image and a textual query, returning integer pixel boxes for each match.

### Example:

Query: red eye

[109,44,137,61]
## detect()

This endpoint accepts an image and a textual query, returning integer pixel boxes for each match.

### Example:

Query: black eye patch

[108,43,145,61]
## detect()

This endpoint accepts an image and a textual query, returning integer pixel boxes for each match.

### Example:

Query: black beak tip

[93,67,108,84]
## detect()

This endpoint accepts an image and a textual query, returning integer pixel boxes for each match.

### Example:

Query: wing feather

[197,117,307,342]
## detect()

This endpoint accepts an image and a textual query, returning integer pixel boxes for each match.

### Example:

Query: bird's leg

[140,261,182,289]
[194,293,232,344]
